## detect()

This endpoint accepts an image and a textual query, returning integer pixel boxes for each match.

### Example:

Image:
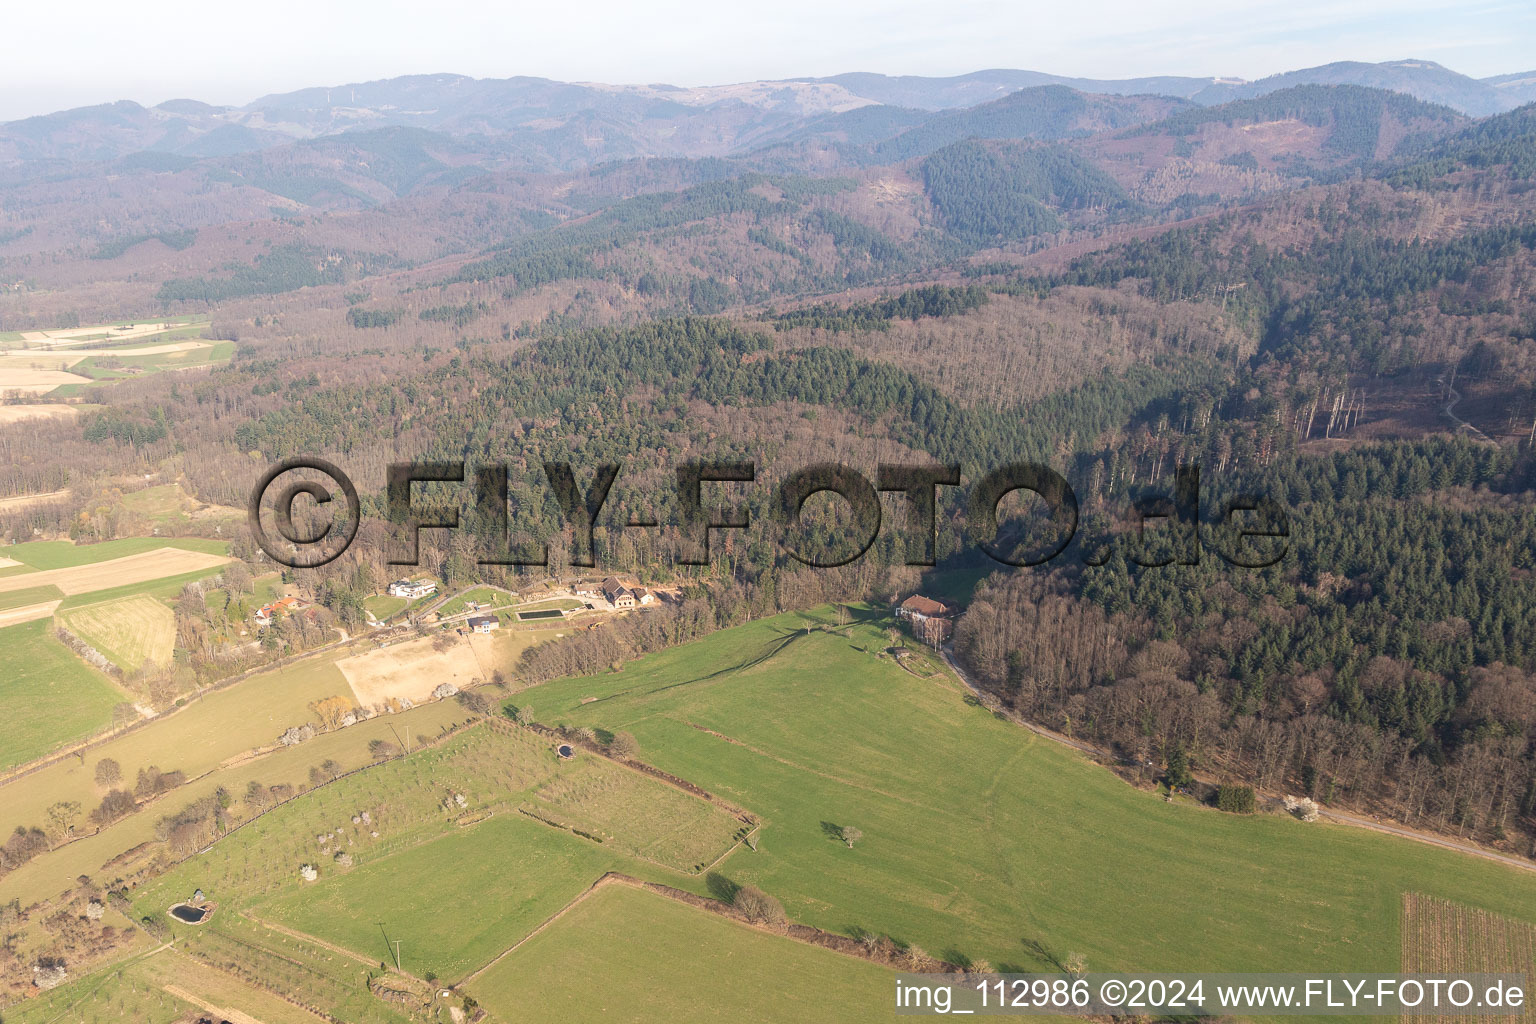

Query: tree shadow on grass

[819,820,846,843]
[705,872,740,903]
[1022,937,1066,971]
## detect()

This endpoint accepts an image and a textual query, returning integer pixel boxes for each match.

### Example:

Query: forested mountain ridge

[0,57,1514,170]
[2,62,1536,859]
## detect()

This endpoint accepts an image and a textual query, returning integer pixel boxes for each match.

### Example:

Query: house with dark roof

[603,576,636,609]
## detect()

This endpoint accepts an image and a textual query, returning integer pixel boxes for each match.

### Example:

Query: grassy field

[57,593,175,671]
[468,883,894,1022]
[0,583,64,612]
[115,483,240,528]
[25,604,1536,1020]
[0,698,466,908]
[131,721,741,984]
[435,586,514,618]
[0,619,124,771]
[0,653,353,839]
[526,754,743,870]
[519,597,582,612]
[259,813,623,981]
[0,536,226,570]
[508,608,1536,976]
[363,593,409,620]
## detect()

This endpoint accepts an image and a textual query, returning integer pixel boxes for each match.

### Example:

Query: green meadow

[0,536,226,570]
[0,619,124,771]
[508,608,1536,975]
[132,721,742,983]
[261,813,624,980]
[469,883,894,1022]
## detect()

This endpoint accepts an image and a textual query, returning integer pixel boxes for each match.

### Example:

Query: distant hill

[803,69,1217,109]
[1483,71,1536,106]
[745,86,1192,170]
[1194,60,1518,117]
[1126,84,1465,161]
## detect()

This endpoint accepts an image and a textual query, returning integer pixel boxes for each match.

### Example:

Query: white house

[387,579,437,600]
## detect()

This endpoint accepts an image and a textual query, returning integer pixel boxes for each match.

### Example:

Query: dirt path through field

[242,913,380,968]
[163,984,268,1024]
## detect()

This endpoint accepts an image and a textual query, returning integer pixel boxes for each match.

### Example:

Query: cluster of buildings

[254,595,307,628]
[574,576,657,610]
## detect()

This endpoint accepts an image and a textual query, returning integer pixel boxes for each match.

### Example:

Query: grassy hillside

[510,607,1536,974]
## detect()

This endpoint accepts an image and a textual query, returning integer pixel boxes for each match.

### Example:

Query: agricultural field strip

[0,369,91,392]
[0,642,352,810]
[1402,892,1536,1024]
[0,548,232,595]
[0,404,80,425]
[6,321,191,347]
[0,599,60,628]
[56,593,176,670]
[0,341,211,360]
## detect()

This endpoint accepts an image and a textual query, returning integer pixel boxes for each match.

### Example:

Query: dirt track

[337,631,499,706]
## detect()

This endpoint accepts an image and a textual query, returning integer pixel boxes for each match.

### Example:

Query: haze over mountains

[2,58,1532,170]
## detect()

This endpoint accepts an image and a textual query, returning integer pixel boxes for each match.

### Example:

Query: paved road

[940,645,1536,875]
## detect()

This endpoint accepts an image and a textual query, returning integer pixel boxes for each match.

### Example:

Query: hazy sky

[2,0,1532,121]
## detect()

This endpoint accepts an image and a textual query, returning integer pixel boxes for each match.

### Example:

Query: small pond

[169,904,207,924]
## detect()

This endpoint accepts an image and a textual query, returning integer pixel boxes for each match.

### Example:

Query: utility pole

[392,939,402,972]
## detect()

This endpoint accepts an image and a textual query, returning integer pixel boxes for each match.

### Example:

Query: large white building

[387,579,437,600]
